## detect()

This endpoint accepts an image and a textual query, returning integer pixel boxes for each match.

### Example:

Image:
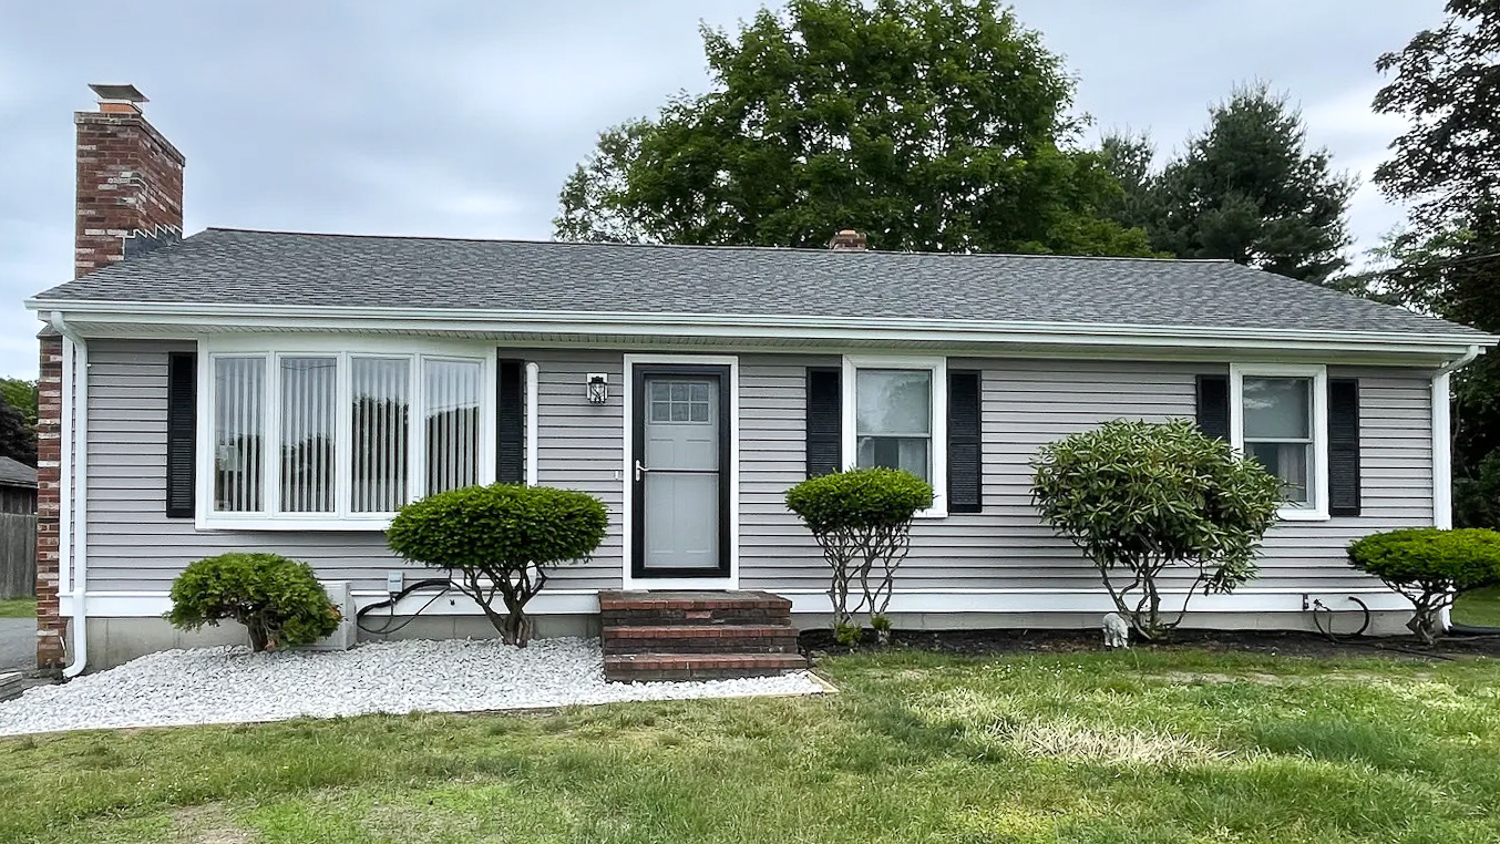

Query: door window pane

[213,356,265,512]
[1242,376,1314,507]
[352,357,410,512]
[855,369,932,480]
[424,359,482,495]
[279,357,337,513]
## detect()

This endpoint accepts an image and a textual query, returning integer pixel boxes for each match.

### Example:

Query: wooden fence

[0,513,36,600]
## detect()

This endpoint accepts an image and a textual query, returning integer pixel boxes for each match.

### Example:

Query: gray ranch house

[26,86,1498,673]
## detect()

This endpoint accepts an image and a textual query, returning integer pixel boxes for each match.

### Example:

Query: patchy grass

[0,598,35,619]
[2,649,1499,843]
[1453,585,1500,628]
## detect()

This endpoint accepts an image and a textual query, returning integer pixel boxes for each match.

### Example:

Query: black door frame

[630,364,732,579]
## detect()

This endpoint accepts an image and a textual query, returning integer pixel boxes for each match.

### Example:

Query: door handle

[634,459,650,481]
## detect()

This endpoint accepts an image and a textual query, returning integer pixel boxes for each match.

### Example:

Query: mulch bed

[799,626,1500,660]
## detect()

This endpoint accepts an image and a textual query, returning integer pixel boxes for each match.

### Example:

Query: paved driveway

[0,618,35,671]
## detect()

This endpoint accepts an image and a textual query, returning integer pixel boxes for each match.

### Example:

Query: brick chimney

[826,229,868,250]
[74,83,185,278]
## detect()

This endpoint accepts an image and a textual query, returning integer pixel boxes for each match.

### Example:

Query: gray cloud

[0,0,1445,378]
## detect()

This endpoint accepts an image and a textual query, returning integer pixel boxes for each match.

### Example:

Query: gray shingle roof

[0,457,36,488]
[31,227,1488,339]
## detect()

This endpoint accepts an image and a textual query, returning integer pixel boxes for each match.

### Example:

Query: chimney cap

[826,229,869,250]
[88,83,148,104]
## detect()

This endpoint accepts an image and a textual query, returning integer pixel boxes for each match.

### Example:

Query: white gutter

[524,361,539,486]
[22,298,1499,356]
[1433,345,1482,633]
[49,312,89,678]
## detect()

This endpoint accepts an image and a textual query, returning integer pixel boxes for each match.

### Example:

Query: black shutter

[1196,374,1230,441]
[1328,378,1361,516]
[497,358,525,484]
[806,367,841,477]
[165,352,196,518]
[948,369,982,513]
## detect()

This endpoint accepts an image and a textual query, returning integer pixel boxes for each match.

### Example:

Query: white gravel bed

[0,637,825,736]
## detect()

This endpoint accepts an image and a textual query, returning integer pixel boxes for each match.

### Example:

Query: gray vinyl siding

[738,356,1434,595]
[84,340,1433,601]
[84,340,624,593]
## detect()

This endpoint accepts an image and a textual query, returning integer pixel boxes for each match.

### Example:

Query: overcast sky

[0,0,1445,379]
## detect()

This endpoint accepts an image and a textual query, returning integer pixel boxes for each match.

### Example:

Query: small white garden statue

[1102,612,1130,649]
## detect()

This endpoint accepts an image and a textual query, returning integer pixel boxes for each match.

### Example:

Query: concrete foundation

[81,613,599,671]
[790,610,1413,637]
[74,606,1410,671]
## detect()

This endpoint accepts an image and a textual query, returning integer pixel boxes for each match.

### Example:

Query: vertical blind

[279,356,337,512]
[352,357,410,512]
[424,359,482,495]
[213,356,265,512]
[210,353,486,517]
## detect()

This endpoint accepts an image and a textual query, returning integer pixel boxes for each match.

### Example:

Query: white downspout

[1433,344,1482,633]
[49,312,88,678]
[524,362,540,486]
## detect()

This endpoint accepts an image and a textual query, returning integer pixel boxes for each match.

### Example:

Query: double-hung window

[204,342,493,529]
[1230,363,1328,520]
[841,355,948,517]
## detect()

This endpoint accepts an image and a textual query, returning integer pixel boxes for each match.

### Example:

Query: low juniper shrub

[1347,527,1500,643]
[786,467,932,641]
[387,483,608,647]
[167,553,341,651]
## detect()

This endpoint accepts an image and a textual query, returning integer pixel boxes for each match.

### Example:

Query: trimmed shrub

[1347,527,1500,643]
[387,483,608,646]
[167,553,341,651]
[1032,419,1283,639]
[786,468,933,639]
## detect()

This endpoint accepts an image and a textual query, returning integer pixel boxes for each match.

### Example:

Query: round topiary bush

[167,553,342,651]
[1032,418,1284,639]
[785,468,933,640]
[387,483,608,646]
[1347,527,1500,643]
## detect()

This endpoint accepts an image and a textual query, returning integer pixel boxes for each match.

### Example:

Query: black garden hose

[355,578,455,635]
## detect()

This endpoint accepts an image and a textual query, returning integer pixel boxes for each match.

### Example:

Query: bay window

[1230,364,1328,520]
[842,355,948,517]
[203,342,494,528]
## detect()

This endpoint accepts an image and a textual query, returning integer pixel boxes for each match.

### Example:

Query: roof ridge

[201,227,1233,264]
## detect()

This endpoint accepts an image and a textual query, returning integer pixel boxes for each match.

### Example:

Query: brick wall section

[35,333,64,668]
[74,110,185,278]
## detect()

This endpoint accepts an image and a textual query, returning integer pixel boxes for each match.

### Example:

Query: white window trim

[196,336,497,531]
[842,354,948,519]
[1229,362,1329,522]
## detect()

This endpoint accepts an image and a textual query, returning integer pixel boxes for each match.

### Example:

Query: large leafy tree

[1362,1,1500,527]
[555,0,1153,255]
[0,379,37,429]
[1120,85,1356,283]
[0,395,36,467]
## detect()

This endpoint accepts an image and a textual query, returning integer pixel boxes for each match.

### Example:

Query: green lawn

[2,650,1499,844]
[1453,585,1500,628]
[0,598,35,619]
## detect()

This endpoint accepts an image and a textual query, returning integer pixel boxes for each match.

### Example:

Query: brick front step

[598,590,792,627]
[604,652,808,683]
[602,624,799,655]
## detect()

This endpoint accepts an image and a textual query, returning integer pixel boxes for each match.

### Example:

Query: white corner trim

[1429,345,1481,530]
[621,353,740,590]
[1433,371,1453,529]
[842,354,948,518]
[1229,362,1330,522]
[525,361,540,486]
